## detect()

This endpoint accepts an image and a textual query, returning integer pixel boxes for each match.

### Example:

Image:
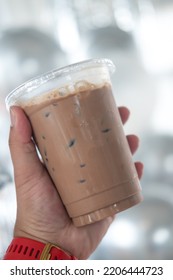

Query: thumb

[9,106,43,188]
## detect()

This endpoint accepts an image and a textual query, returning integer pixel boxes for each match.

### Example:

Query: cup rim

[5,58,115,110]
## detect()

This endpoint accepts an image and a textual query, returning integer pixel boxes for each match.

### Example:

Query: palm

[14,154,113,259]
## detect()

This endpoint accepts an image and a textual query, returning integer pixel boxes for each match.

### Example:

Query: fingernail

[10,108,16,127]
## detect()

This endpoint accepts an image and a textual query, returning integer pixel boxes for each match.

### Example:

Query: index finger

[118,106,130,124]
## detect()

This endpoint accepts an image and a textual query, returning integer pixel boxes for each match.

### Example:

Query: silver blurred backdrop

[0,0,173,259]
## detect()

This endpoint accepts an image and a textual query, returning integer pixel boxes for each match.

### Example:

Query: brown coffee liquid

[24,84,142,226]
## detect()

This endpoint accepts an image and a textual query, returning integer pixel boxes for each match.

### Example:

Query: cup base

[72,192,143,227]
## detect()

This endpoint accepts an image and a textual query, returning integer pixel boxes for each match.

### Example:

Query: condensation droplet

[80,163,86,168]
[102,128,111,133]
[68,138,76,147]
[44,148,47,156]
[79,179,86,184]
[74,102,81,115]
[45,112,50,117]
[80,120,89,128]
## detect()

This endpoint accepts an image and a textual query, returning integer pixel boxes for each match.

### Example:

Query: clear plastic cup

[6,58,143,227]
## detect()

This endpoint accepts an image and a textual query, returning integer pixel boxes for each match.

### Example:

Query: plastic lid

[5,58,115,110]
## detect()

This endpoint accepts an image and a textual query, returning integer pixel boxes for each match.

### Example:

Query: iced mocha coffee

[23,82,142,226]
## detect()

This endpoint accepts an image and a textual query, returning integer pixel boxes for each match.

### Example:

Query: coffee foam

[23,81,112,108]
[18,67,112,107]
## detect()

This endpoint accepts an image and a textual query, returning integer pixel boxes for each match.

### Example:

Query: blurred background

[0,0,173,259]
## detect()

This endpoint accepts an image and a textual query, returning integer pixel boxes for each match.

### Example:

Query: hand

[9,106,143,259]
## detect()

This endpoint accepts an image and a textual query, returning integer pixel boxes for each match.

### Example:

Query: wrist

[14,225,85,259]
[14,225,89,260]
[14,227,75,258]
[3,237,77,260]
